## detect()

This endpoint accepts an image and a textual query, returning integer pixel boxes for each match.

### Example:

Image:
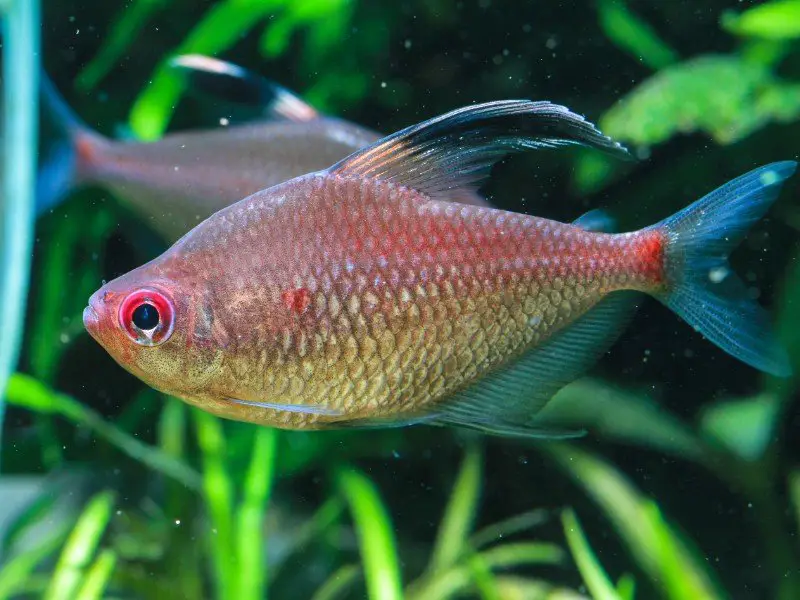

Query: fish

[82,99,795,438]
[38,55,488,242]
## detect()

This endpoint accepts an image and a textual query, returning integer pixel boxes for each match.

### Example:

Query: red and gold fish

[83,100,794,437]
[39,55,487,242]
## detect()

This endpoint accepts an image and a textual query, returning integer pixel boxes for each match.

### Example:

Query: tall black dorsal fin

[169,54,319,123]
[328,100,631,199]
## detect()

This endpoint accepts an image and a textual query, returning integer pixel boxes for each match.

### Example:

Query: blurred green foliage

[2,0,800,598]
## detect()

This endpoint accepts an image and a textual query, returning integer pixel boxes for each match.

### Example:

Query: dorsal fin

[573,208,617,233]
[430,291,641,438]
[168,54,319,123]
[328,100,631,200]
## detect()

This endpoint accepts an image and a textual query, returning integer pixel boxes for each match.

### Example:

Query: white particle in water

[759,170,778,186]
[381,81,387,88]
[708,266,729,284]
[219,117,230,126]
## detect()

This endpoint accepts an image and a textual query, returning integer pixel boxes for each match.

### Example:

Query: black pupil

[132,302,160,330]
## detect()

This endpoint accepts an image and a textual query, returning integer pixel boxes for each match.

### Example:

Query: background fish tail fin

[654,161,797,377]
[38,72,102,214]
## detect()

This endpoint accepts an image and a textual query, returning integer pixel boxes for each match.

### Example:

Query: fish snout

[83,290,111,336]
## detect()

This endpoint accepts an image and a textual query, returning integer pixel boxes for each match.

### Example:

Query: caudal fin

[653,161,796,377]
[37,72,100,214]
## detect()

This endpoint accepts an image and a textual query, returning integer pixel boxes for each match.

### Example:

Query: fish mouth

[82,304,100,335]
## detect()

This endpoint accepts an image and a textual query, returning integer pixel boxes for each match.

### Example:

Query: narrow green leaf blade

[722,0,800,40]
[429,444,482,574]
[236,427,279,600]
[562,509,622,600]
[6,375,201,490]
[544,443,724,600]
[194,410,237,600]
[74,549,117,600]
[44,491,116,600]
[597,0,678,69]
[336,466,403,600]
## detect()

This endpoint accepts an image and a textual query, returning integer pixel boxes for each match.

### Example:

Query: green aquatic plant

[75,0,371,140]
[722,0,800,41]
[0,491,116,600]
[575,0,800,194]
[0,0,40,470]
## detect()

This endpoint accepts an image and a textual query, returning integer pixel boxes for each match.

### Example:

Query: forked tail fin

[652,161,796,377]
[38,72,102,214]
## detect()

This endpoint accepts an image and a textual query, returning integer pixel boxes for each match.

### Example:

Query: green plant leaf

[0,528,68,600]
[698,393,781,462]
[74,549,117,600]
[408,543,565,600]
[562,509,623,600]
[466,551,502,600]
[543,443,724,600]
[194,411,237,600]
[311,564,361,600]
[428,444,482,574]
[598,55,800,147]
[236,427,278,600]
[469,509,550,550]
[722,0,800,40]
[76,0,170,92]
[493,576,587,600]
[0,489,58,554]
[536,378,705,463]
[0,0,40,471]
[597,0,678,70]
[44,491,116,600]
[128,1,278,140]
[5,374,201,490]
[336,466,403,600]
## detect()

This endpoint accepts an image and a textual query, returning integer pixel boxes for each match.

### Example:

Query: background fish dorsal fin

[169,54,319,123]
[430,290,641,439]
[573,208,617,233]
[328,100,631,201]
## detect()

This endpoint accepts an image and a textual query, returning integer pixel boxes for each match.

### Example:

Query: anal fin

[431,291,641,438]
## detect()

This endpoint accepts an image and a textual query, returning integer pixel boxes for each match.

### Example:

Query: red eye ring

[119,288,175,346]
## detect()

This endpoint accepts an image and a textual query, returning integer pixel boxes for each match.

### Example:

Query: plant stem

[0,0,40,471]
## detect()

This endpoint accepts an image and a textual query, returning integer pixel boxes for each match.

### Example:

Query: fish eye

[119,288,175,346]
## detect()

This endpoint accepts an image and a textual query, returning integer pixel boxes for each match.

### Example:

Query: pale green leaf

[428,444,482,574]
[599,55,800,146]
[336,466,403,600]
[561,509,622,600]
[44,491,116,600]
[698,394,781,461]
[597,0,678,69]
[543,443,724,600]
[722,0,800,40]
[536,378,705,463]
